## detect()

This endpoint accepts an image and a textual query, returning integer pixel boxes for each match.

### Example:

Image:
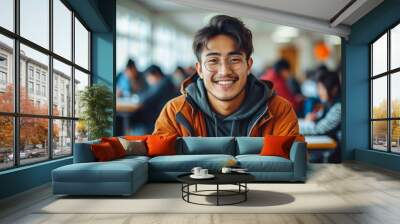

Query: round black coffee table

[177,173,255,206]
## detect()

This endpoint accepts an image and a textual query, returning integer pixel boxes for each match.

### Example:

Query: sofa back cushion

[177,137,235,155]
[236,137,263,155]
[73,139,100,163]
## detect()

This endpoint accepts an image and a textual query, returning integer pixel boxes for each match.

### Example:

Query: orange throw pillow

[124,135,149,141]
[146,135,177,157]
[101,137,126,158]
[260,135,297,159]
[91,142,117,162]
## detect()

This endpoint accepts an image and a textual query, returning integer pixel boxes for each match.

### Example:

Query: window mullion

[388,29,391,152]
[71,11,76,155]
[49,0,53,160]
[14,0,20,167]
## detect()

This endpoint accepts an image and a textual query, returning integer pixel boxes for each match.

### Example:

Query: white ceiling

[135,0,384,38]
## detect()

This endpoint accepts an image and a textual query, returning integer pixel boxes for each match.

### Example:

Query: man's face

[196,35,253,102]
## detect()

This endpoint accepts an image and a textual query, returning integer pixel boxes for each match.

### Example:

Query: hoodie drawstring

[230,120,236,137]
[214,115,218,137]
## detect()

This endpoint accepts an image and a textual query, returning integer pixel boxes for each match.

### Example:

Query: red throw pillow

[146,135,177,157]
[101,137,126,158]
[91,142,117,161]
[260,135,297,159]
[124,135,148,141]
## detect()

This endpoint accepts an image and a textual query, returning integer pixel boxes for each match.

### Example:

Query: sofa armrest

[289,141,307,181]
[73,140,100,163]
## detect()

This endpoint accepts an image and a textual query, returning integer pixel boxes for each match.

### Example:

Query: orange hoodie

[152,74,304,141]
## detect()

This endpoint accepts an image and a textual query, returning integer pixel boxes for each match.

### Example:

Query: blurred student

[300,70,341,138]
[137,65,179,133]
[260,59,302,113]
[171,66,189,91]
[116,59,147,97]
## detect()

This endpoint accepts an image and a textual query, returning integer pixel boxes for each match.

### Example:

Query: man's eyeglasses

[204,55,246,72]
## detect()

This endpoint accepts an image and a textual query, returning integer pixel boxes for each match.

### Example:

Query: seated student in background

[260,59,303,115]
[152,15,303,140]
[116,59,147,97]
[300,70,341,139]
[136,65,179,133]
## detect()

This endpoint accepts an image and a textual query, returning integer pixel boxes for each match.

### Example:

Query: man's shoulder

[268,95,294,112]
[163,94,190,111]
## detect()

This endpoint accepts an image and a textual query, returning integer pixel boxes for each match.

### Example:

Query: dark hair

[126,59,136,69]
[192,15,253,62]
[317,71,341,100]
[274,59,290,74]
[144,65,164,77]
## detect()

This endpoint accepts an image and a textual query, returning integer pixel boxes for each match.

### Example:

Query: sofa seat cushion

[236,155,293,172]
[52,158,147,183]
[149,154,235,172]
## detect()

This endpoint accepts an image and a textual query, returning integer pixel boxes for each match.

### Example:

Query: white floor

[1,162,400,224]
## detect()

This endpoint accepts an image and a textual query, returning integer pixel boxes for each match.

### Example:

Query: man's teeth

[216,80,235,84]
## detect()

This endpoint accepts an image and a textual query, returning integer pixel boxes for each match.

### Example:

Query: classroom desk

[305,135,337,150]
[305,135,338,163]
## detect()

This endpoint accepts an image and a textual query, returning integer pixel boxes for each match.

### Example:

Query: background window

[74,18,89,70]
[0,35,14,113]
[53,0,72,60]
[0,0,14,32]
[0,0,91,170]
[20,44,49,115]
[370,23,400,154]
[20,0,49,49]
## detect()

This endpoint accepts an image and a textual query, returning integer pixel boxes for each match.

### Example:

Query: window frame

[369,20,400,154]
[0,0,92,171]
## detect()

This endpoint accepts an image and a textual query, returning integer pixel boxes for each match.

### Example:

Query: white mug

[221,167,232,174]
[191,167,202,176]
[200,169,208,176]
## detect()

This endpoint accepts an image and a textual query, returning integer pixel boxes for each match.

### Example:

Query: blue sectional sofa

[52,137,307,196]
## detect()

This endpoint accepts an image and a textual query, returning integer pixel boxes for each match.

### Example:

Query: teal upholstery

[177,137,235,155]
[149,154,234,172]
[52,157,148,195]
[236,137,263,154]
[52,137,307,195]
[73,140,100,163]
[236,155,293,172]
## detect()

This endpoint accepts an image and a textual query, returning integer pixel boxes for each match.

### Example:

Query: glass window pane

[53,0,72,60]
[391,72,400,118]
[0,34,14,112]
[74,69,89,118]
[372,121,388,151]
[53,119,72,157]
[74,18,89,70]
[391,120,400,153]
[75,120,88,143]
[0,116,14,170]
[20,117,49,165]
[20,0,49,49]
[0,0,14,31]
[372,33,387,76]
[391,24,400,70]
[53,59,72,117]
[372,77,387,119]
[20,44,49,115]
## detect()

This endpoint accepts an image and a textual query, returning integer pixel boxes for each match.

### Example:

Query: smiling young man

[153,15,302,138]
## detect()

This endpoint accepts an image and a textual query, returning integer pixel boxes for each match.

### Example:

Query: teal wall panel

[344,0,400,171]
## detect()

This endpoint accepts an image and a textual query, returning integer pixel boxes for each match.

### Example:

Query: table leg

[217,184,219,206]
[195,184,197,192]
[245,183,247,201]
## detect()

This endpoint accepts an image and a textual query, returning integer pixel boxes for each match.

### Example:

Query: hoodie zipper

[248,106,269,136]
